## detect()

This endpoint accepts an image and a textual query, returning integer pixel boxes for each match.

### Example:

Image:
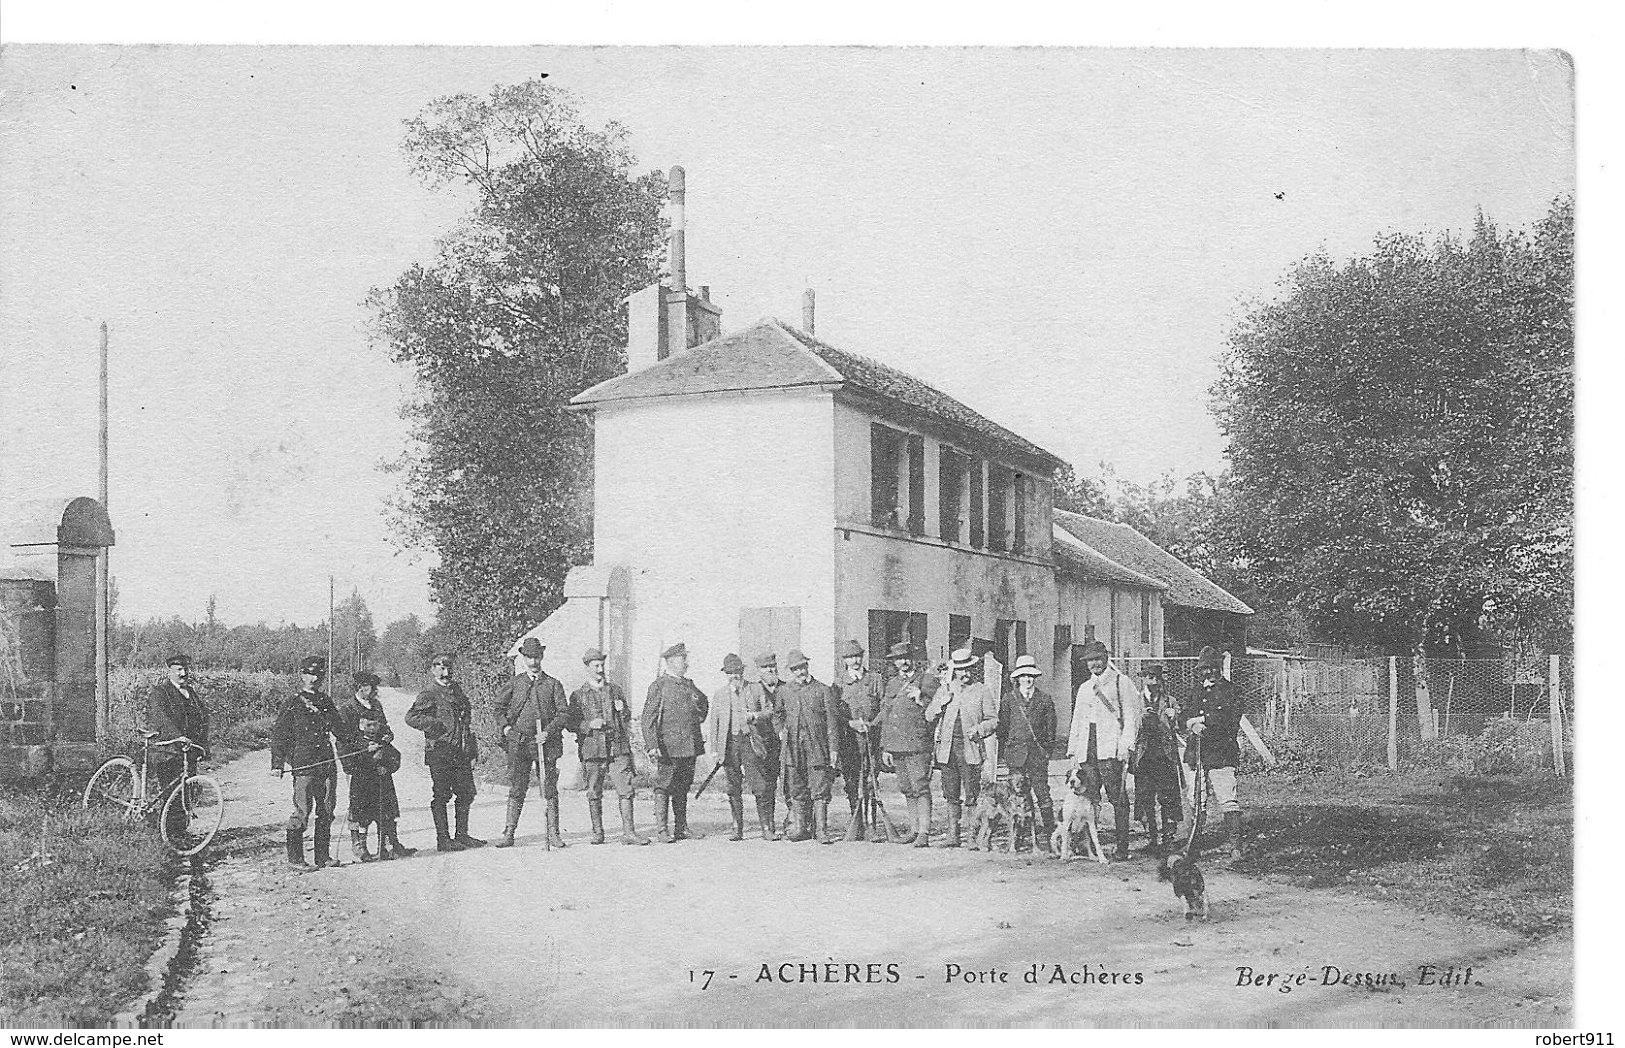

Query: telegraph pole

[95,322,110,741]
[328,576,336,684]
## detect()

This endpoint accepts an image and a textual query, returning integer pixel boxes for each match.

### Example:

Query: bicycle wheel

[161,775,224,856]
[83,757,140,818]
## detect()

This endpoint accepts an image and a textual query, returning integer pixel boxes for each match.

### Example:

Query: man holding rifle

[776,649,842,844]
[271,656,357,871]
[1066,639,1143,861]
[642,642,710,843]
[707,653,780,841]
[492,637,569,849]
[878,641,941,848]
[406,653,486,852]
[835,639,886,842]
[568,648,649,845]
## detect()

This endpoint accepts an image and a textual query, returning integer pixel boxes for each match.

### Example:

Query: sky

[0,46,1575,628]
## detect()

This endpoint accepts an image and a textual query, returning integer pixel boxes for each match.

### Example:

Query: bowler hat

[785,649,810,669]
[839,639,865,659]
[722,653,745,674]
[519,637,545,659]
[1196,645,1224,671]
[886,641,914,661]
[950,647,978,671]
[1010,654,1042,678]
[1080,640,1110,662]
[352,671,381,689]
[300,656,327,675]
[582,647,607,665]
[661,641,688,660]
[165,654,191,668]
[755,652,778,669]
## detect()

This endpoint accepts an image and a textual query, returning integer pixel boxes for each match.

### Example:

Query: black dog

[1159,851,1208,921]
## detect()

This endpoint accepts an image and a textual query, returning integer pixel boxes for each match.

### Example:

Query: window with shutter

[969,458,985,548]
[907,434,925,536]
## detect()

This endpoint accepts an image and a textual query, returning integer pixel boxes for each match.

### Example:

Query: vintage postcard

[0,41,1581,1031]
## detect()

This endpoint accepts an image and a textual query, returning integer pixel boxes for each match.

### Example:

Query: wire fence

[1116,653,1573,776]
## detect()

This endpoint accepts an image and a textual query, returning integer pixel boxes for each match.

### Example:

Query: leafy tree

[368,79,667,660]
[1213,198,1573,654]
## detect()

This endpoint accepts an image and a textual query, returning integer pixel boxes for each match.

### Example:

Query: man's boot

[755,797,778,841]
[1224,811,1243,861]
[545,798,568,849]
[1038,804,1056,853]
[454,802,486,848]
[1113,806,1132,861]
[588,798,606,845]
[673,793,705,840]
[351,825,376,863]
[619,797,651,845]
[285,826,312,871]
[896,796,918,845]
[433,805,464,852]
[654,790,675,843]
[494,798,523,848]
[787,800,811,842]
[727,796,746,841]
[815,799,836,844]
[914,795,932,848]
[378,820,413,859]
[313,820,342,868]
[945,802,962,848]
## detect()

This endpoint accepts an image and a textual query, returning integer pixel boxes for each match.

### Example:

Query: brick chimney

[626,165,722,373]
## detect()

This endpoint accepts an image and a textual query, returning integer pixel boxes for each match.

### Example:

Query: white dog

[1052,765,1109,864]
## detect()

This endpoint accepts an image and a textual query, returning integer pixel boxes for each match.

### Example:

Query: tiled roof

[572,318,1063,469]
[1052,523,1167,590]
[1053,510,1253,616]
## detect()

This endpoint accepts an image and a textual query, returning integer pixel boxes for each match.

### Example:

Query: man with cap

[491,638,569,849]
[834,639,886,842]
[707,653,780,841]
[641,642,710,843]
[271,657,358,870]
[924,647,1000,848]
[334,670,413,862]
[997,654,1058,851]
[1066,639,1144,860]
[1180,646,1244,861]
[774,649,843,844]
[147,654,210,846]
[567,648,648,845]
[745,652,785,839]
[1130,662,1184,857]
[406,652,485,851]
[876,641,941,847]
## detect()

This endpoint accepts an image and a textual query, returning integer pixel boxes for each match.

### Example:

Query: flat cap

[721,653,745,674]
[582,647,607,665]
[518,637,545,658]
[429,652,455,667]
[1080,640,1110,661]
[165,654,192,667]
[300,656,327,675]
[661,641,687,660]
[838,639,865,659]
[352,670,381,689]
[785,649,810,669]
[755,652,778,669]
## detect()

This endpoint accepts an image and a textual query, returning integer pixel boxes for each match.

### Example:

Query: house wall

[592,390,837,708]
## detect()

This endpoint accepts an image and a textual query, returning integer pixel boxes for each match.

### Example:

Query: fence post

[1549,654,1567,777]
[1414,654,1437,741]
[1387,655,1399,771]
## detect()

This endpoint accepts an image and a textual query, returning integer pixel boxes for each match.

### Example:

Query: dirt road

[169,688,1569,1027]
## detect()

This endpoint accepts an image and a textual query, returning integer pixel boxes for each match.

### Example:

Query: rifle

[860,726,899,842]
[693,757,724,799]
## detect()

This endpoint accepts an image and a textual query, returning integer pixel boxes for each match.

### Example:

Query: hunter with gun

[836,639,891,842]
[641,641,710,843]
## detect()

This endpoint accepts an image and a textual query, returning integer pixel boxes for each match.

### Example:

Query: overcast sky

[0,46,1574,628]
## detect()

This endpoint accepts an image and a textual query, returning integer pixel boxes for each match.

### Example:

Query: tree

[368,80,667,659]
[1213,197,1573,653]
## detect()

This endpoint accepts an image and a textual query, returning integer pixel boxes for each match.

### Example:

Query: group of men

[145,635,1244,869]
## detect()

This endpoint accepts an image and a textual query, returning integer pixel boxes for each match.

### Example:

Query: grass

[0,786,175,1027]
[1237,766,1572,937]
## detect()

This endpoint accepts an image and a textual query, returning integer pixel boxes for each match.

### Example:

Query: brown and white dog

[1159,850,1208,921]
[1051,765,1108,864]
[970,780,1024,852]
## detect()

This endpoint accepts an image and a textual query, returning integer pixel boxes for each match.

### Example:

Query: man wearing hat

[1066,639,1144,860]
[1130,663,1184,857]
[147,654,210,846]
[567,648,648,845]
[491,638,570,849]
[1180,646,1244,861]
[406,653,485,851]
[834,639,886,842]
[334,670,413,862]
[997,654,1058,851]
[745,652,785,839]
[876,641,941,847]
[271,657,358,870]
[641,642,710,843]
[924,647,1001,848]
[775,650,843,843]
[706,653,780,841]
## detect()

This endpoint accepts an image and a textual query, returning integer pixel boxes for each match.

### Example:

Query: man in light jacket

[1066,639,1143,860]
[924,647,1000,848]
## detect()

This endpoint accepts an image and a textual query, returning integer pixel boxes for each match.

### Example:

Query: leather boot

[727,796,746,841]
[787,800,811,842]
[896,796,918,845]
[914,795,932,848]
[620,797,651,845]
[674,792,705,840]
[1113,806,1131,861]
[381,820,416,858]
[494,798,522,848]
[285,826,312,871]
[654,790,675,843]
[1038,804,1056,853]
[545,798,567,848]
[433,805,464,852]
[588,798,606,845]
[1224,811,1243,861]
[755,797,778,841]
[815,799,834,844]
[454,802,486,848]
[314,820,340,868]
[945,802,962,848]
[351,825,376,863]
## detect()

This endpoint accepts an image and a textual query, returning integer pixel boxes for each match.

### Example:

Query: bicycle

[83,731,225,856]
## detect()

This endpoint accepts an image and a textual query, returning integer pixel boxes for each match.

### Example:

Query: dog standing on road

[1052,765,1108,864]
[970,779,1023,852]
[1159,850,1208,920]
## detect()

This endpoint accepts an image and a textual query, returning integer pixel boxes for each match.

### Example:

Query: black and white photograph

[0,16,1595,1033]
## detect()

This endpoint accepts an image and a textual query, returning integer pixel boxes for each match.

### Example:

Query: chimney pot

[802,289,816,336]
[700,285,710,302]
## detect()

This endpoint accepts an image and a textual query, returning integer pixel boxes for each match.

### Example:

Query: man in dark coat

[567,648,648,845]
[147,654,210,844]
[405,652,485,852]
[998,654,1058,851]
[271,657,357,870]
[877,641,941,848]
[835,639,886,842]
[492,637,570,849]
[1181,645,1244,861]
[641,642,709,843]
[334,670,413,862]
[775,649,843,844]
[1130,662,1184,856]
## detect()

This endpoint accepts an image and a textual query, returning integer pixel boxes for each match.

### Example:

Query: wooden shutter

[907,612,929,662]
[907,434,925,536]
[969,458,985,547]
[1012,473,1027,555]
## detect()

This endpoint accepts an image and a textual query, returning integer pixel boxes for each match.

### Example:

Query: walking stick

[779,734,793,837]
